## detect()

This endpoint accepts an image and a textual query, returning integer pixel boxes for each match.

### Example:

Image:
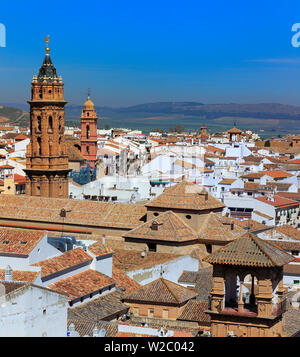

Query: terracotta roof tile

[145,180,225,211]
[0,269,39,283]
[177,300,210,323]
[112,267,141,294]
[49,269,115,301]
[0,229,46,256]
[123,278,198,305]
[32,248,93,278]
[204,232,295,267]
[123,210,198,243]
[113,249,180,271]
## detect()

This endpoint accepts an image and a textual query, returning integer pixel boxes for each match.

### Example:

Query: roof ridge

[250,234,279,266]
[161,278,180,303]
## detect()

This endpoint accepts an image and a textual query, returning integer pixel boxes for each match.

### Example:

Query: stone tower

[80,93,98,167]
[204,232,294,337]
[25,36,70,198]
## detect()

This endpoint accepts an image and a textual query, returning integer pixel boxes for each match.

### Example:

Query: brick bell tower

[80,92,98,168]
[25,36,71,198]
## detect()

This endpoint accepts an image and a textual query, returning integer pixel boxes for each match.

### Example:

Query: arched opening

[37,137,42,156]
[86,125,90,139]
[86,146,90,155]
[224,271,258,314]
[59,116,62,131]
[37,116,42,132]
[48,116,53,131]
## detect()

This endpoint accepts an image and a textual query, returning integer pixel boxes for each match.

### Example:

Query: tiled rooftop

[113,249,180,272]
[204,232,295,267]
[0,228,46,256]
[145,180,225,211]
[68,289,128,322]
[177,300,210,323]
[198,212,245,241]
[123,210,198,243]
[0,269,39,283]
[32,248,93,278]
[0,195,147,229]
[123,278,198,305]
[88,242,113,257]
[112,267,141,294]
[49,269,115,301]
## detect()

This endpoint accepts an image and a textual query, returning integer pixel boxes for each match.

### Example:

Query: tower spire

[45,35,50,54]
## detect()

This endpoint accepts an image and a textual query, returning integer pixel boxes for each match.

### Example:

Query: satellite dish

[99,328,106,337]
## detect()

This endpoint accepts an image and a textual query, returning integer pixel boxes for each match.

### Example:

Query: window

[206,244,212,254]
[294,280,300,285]
[37,116,42,132]
[86,125,90,139]
[148,243,157,252]
[86,146,90,154]
[162,309,169,319]
[148,308,154,318]
[153,212,159,217]
[186,215,192,220]
[48,116,53,131]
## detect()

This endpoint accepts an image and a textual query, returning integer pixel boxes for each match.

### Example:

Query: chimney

[205,192,208,201]
[5,265,12,282]
[230,222,234,231]
[102,235,106,245]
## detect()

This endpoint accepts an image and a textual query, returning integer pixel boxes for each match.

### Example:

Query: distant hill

[0,105,29,127]
[3,101,300,136]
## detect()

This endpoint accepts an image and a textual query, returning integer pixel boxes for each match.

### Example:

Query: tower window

[37,137,42,156]
[48,116,53,131]
[86,125,90,139]
[86,146,90,154]
[59,116,62,131]
[37,116,42,132]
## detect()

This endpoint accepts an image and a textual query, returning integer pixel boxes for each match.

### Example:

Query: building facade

[25,37,70,198]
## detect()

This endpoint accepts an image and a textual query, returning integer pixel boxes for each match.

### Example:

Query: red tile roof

[255,195,299,208]
[49,269,115,301]
[32,248,93,278]
[0,229,46,256]
[204,232,294,267]
[123,278,198,305]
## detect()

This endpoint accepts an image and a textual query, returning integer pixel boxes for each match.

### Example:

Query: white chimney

[102,235,106,245]
[5,265,12,282]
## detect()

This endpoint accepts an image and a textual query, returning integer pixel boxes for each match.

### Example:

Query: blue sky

[1,0,300,107]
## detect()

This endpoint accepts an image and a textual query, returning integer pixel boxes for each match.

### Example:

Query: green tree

[264,140,271,147]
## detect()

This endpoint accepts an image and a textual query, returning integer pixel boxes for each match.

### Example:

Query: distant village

[2,40,300,338]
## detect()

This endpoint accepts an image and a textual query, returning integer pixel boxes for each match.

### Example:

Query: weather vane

[45,35,50,54]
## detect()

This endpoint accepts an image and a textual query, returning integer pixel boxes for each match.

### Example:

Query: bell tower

[80,91,98,168]
[25,36,71,198]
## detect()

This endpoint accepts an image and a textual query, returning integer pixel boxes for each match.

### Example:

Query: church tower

[25,36,70,198]
[80,93,98,167]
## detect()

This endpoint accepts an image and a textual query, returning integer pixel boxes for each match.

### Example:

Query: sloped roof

[123,210,198,243]
[0,195,147,230]
[0,229,46,256]
[49,269,115,301]
[0,269,39,283]
[145,180,225,211]
[32,248,93,278]
[198,212,245,241]
[177,300,210,323]
[203,232,294,267]
[123,278,198,305]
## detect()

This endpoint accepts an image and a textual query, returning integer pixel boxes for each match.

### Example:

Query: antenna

[160,265,166,278]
